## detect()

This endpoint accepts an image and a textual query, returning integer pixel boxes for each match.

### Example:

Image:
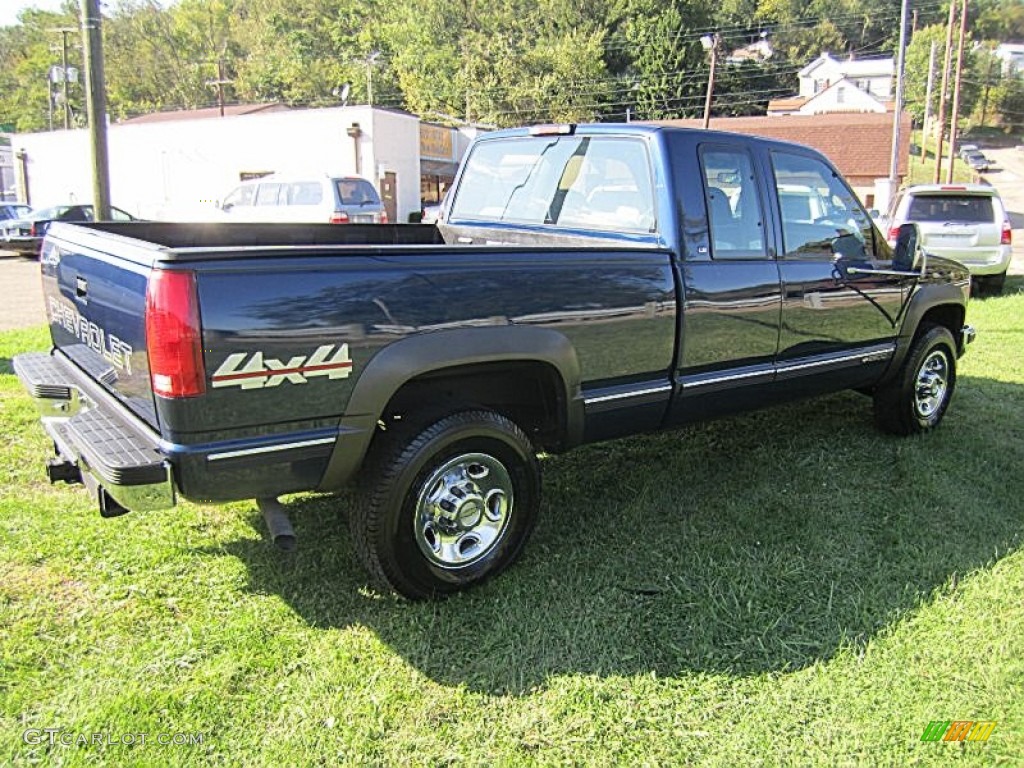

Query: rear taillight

[380,210,388,224]
[145,269,205,398]
[888,226,900,242]
[329,211,350,224]
[1002,222,1012,245]
[30,223,39,237]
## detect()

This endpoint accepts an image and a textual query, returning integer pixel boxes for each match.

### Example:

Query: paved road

[981,146,1024,276]
[0,253,46,331]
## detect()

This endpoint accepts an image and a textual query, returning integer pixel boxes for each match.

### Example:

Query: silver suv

[884,184,1012,293]
[220,173,388,224]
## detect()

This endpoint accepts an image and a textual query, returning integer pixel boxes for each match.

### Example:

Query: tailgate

[918,221,1003,261]
[40,223,159,428]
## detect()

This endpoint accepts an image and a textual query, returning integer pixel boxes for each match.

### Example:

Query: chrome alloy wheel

[414,452,513,568]
[914,350,950,418]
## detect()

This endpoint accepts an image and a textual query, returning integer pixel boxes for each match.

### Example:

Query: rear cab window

[449,135,656,234]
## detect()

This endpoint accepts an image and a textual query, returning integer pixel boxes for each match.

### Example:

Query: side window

[223,185,255,208]
[770,151,874,260]
[255,182,284,206]
[286,182,323,206]
[699,147,766,259]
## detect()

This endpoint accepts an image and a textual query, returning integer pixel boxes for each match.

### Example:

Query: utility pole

[80,0,110,219]
[49,27,78,129]
[921,41,937,164]
[57,28,73,128]
[889,0,910,185]
[933,0,958,183]
[701,34,719,129]
[946,0,969,183]
[205,56,233,117]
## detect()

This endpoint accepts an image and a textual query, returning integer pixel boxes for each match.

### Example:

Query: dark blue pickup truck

[14,124,974,599]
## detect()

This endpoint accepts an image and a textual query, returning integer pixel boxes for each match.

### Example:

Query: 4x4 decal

[211,344,352,389]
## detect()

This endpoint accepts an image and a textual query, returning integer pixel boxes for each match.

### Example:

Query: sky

[0,1,75,28]
[0,1,131,28]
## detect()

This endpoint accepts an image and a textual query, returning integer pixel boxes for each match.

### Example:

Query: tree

[381,0,612,126]
[103,0,240,119]
[0,8,82,132]
[992,76,1024,132]
[231,0,388,107]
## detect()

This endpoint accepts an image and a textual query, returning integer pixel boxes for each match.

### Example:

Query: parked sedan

[963,151,991,172]
[1,204,135,256]
[0,203,33,222]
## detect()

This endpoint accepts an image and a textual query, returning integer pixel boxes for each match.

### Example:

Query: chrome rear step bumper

[12,351,175,513]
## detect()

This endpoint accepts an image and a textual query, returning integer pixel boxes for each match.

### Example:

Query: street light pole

[60,29,72,129]
[888,0,910,185]
[365,51,380,107]
[701,34,719,129]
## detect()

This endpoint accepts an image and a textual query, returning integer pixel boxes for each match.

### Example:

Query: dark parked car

[0,203,33,222]
[963,151,990,172]
[1,204,135,256]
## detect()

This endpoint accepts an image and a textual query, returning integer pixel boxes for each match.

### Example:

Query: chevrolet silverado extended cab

[14,124,974,599]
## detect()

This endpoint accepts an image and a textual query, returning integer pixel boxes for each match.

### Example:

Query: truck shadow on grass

[213,374,1024,695]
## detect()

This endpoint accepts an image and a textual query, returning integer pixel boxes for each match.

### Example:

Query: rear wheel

[351,410,541,600]
[976,271,1006,295]
[873,325,957,436]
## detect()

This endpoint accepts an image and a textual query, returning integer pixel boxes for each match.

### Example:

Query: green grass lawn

[2,282,1023,766]
[908,131,977,186]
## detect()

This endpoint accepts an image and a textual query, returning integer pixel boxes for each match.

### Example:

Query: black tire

[351,410,541,600]
[978,271,1006,295]
[873,325,957,436]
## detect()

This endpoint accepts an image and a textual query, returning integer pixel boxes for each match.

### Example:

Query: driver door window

[770,151,875,260]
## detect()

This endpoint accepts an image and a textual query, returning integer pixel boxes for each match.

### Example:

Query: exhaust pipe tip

[257,497,296,551]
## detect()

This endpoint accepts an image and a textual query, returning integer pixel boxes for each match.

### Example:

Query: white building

[11,104,473,222]
[797,53,893,101]
[994,43,1024,76]
[767,53,894,117]
[0,134,16,201]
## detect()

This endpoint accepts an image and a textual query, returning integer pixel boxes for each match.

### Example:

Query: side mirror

[893,222,926,275]
[221,202,233,212]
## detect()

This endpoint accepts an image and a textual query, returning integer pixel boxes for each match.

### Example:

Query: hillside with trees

[1,0,1021,132]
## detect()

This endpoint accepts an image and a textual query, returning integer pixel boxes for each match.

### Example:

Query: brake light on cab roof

[528,124,575,136]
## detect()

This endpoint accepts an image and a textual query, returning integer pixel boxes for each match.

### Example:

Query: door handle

[75,276,88,298]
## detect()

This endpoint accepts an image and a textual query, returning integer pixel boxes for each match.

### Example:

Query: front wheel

[351,410,541,600]
[873,325,957,436]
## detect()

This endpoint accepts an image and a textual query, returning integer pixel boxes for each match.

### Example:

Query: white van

[220,173,388,224]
